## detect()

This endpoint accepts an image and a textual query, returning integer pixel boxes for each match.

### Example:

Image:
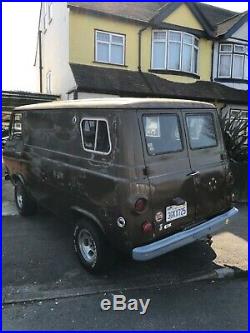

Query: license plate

[166,202,187,222]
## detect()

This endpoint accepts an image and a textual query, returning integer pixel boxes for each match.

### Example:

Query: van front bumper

[132,207,238,261]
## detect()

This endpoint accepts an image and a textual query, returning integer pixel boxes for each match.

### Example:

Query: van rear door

[138,110,196,238]
[182,109,229,220]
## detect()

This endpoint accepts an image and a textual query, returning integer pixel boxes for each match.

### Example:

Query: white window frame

[218,43,248,80]
[151,30,167,70]
[182,33,193,73]
[218,53,232,78]
[167,30,182,71]
[46,71,52,94]
[232,54,245,79]
[95,30,125,66]
[151,30,199,74]
[234,44,245,53]
[80,118,112,155]
[219,43,233,53]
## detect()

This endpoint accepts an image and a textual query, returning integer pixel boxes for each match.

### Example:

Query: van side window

[186,114,217,149]
[10,113,22,139]
[143,114,182,155]
[81,119,111,154]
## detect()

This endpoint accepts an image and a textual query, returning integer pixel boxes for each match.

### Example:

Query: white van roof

[15,97,215,111]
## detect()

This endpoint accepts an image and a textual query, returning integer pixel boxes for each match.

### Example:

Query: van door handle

[186,171,200,177]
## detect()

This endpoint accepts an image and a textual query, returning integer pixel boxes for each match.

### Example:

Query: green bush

[219,110,248,162]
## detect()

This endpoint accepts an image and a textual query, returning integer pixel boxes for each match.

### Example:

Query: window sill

[214,78,248,84]
[149,69,200,79]
[93,61,128,68]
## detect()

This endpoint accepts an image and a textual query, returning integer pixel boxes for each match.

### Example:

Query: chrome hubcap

[16,190,23,208]
[78,229,97,265]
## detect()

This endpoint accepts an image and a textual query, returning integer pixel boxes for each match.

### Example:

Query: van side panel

[20,109,150,252]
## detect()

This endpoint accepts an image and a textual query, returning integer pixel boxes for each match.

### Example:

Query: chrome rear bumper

[132,207,238,261]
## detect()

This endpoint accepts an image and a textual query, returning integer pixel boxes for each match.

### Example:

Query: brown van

[3,98,238,273]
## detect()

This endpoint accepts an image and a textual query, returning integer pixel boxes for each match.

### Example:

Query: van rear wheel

[14,181,37,216]
[73,219,115,273]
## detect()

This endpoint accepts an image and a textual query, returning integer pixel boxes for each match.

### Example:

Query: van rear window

[80,119,111,154]
[143,114,182,155]
[186,114,217,149]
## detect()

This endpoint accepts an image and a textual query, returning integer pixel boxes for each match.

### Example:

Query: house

[36,2,248,122]
[212,10,248,140]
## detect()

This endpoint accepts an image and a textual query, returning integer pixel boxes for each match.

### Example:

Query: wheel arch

[70,206,105,234]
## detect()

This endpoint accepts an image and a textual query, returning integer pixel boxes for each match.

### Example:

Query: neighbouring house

[36,2,248,129]
[212,10,248,143]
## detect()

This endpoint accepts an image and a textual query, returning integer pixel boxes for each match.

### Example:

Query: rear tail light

[142,221,154,233]
[135,198,147,213]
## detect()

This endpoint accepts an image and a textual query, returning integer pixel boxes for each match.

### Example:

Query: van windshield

[143,114,182,155]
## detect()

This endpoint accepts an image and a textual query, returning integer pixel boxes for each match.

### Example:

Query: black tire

[73,219,115,273]
[14,181,37,216]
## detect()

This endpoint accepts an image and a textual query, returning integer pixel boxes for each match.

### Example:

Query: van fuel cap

[117,217,126,228]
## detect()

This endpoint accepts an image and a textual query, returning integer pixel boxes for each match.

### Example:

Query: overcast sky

[2,2,248,92]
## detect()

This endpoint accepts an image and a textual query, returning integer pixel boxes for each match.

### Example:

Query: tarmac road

[2,279,248,330]
[3,212,222,303]
[2,179,248,330]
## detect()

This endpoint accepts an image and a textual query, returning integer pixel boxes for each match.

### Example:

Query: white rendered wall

[40,2,76,99]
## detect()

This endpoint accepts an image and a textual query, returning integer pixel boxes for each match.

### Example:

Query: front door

[182,109,229,220]
[138,110,197,239]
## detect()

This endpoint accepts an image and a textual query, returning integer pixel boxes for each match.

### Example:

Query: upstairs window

[80,119,111,155]
[95,30,125,66]
[218,43,248,80]
[152,30,199,74]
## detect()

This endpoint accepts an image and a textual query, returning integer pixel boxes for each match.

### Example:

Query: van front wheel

[73,219,115,273]
[14,182,37,216]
